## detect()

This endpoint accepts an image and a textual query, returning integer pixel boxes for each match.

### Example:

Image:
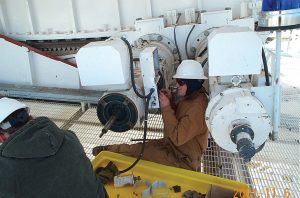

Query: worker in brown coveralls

[93,60,209,171]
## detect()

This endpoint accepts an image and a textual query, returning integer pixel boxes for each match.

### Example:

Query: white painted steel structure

[0,0,291,168]
[0,0,262,40]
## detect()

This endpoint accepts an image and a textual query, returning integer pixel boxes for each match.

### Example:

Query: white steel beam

[0,1,8,34]
[145,0,153,18]
[69,0,78,33]
[24,0,35,34]
[197,0,203,11]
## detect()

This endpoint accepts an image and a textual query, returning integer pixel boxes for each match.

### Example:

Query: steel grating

[15,89,300,197]
[69,108,164,159]
[8,54,299,197]
[13,88,299,197]
[246,92,300,198]
[20,99,81,128]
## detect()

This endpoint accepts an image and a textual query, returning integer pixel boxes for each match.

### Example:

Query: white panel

[229,17,255,30]
[76,39,131,90]
[118,0,152,29]
[74,0,120,32]
[30,0,73,34]
[200,10,232,26]
[139,47,160,109]
[3,0,31,34]
[151,0,197,20]
[251,86,275,120]
[202,0,244,19]
[135,18,165,35]
[208,26,262,76]
[0,39,32,85]
[30,53,80,89]
[0,0,252,39]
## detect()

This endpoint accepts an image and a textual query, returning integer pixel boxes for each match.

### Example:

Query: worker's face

[176,79,187,97]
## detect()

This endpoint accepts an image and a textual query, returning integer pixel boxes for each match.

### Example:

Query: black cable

[185,25,196,59]
[185,12,200,59]
[174,14,182,63]
[118,94,152,174]
[198,47,207,57]
[117,37,154,174]
[201,57,208,66]
[262,48,270,86]
[121,37,153,99]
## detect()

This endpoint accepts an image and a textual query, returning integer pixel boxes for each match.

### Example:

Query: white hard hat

[0,97,28,124]
[173,60,207,79]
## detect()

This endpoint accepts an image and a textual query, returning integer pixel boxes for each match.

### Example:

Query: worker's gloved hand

[95,161,119,184]
[182,190,206,198]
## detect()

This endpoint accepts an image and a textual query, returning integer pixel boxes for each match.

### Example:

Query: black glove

[95,161,119,184]
[182,190,206,198]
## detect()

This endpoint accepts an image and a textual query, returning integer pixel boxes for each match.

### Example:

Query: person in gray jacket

[0,97,108,198]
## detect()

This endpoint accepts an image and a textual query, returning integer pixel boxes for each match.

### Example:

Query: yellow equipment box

[92,151,249,198]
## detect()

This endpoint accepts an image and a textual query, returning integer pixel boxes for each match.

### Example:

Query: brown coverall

[106,89,208,170]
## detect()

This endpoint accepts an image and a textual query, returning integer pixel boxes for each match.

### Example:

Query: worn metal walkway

[13,38,300,197]
[19,84,299,197]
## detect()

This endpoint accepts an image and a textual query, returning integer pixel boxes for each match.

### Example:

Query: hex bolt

[157,35,163,41]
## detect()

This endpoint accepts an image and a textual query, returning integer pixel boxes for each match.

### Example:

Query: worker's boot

[92,145,109,156]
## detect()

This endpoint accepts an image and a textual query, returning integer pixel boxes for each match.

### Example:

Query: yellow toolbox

[92,151,249,198]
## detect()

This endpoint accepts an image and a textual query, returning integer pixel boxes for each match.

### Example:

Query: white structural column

[69,0,78,33]
[27,51,35,85]
[0,1,8,34]
[115,0,123,30]
[24,0,36,34]
[145,0,153,18]
[272,31,282,140]
[197,0,203,11]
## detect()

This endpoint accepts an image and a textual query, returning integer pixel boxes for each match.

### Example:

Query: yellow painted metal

[92,151,249,198]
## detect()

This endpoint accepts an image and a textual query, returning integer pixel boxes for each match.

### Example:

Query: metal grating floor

[69,108,164,159]
[20,89,300,197]
[18,55,300,197]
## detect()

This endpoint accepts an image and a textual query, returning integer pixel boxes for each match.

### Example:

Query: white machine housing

[76,39,131,91]
[0,0,277,155]
[76,38,162,132]
[205,26,273,160]
[205,88,272,152]
[208,26,262,76]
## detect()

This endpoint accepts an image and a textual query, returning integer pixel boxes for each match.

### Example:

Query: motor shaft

[99,113,118,138]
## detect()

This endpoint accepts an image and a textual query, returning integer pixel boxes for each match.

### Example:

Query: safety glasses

[176,79,186,86]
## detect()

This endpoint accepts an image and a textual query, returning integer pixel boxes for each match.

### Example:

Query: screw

[157,35,163,41]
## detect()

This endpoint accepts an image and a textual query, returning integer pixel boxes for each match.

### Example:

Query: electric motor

[205,88,272,161]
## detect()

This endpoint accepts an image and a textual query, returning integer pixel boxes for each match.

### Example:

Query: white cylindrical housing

[205,88,272,153]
